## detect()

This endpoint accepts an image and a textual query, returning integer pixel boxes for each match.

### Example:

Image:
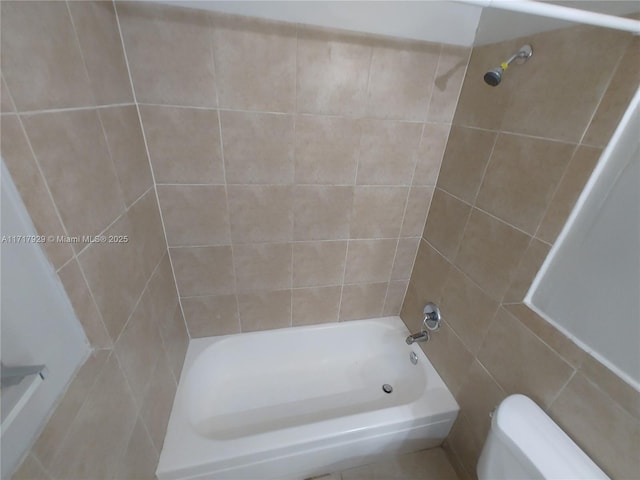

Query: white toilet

[477,394,610,480]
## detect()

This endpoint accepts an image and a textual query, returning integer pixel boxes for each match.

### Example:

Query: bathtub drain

[382,384,393,394]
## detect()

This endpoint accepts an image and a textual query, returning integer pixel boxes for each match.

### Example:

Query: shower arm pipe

[455,0,640,35]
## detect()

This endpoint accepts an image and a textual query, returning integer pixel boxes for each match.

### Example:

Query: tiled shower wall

[2,0,469,477]
[1,2,187,478]
[115,1,470,337]
[401,23,640,480]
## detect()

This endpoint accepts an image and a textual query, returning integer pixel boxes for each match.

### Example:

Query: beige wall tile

[238,290,291,332]
[292,286,341,325]
[457,361,507,444]
[549,374,640,479]
[58,259,112,348]
[158,306,189,384]
[453,39,520,130]
[456,27,630,143]
[442,445,474,480]
[297,28,372,116]
[580,353,640,420]
[79,212,148,340]
[583,37,640,147]
[502,238,550,304]
[115,418,159,480]
[439,266,499,354]
[391,237,420,281]
[446,414,484,477]
[365,41,440,121]
[11,453,50,480]
[413,123,450,186]
[536,145,601,244]
[22,110,126,238]
[146,253,180,332]
[1,74,16,112]
[476,133,575,235]
[1,1,94,110]
[420,321,474,396]
[158,185,230,247]
[0,116,73,268]
[140,351,178,453]
[499,26,631,143]
[401,239,451,329]
[293,186,353,241]
[294,115,361,185]
[436,126,497,204]
[99,106,154,207]
[32,350,110,470]
[423,188,471,261]
[478,308,574,408]
[401,187,433,237]
[400,448,461,480]
[427,45,471,123]
[68,1,133,105]
[114,292,164,405]
[455,208,531,301]
[171,245,235,297]
[339,282,387,321]
[182,294,240,337]
[504,303,586,369]
[211,13,296,112]
[128,189,167,279]
[383,280,409,316]
[140,105,224,185]
[220,110,295,184]
[227,185,292,243]
[345,239,396,284]
[292,241,347,288]
[234,243,292,293]
[49,354,138,480]
[117,1,216,106]
[350,186,407,239]
[357,119,423,186]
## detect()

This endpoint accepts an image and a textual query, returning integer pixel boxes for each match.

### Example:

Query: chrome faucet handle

[423,302,441,331]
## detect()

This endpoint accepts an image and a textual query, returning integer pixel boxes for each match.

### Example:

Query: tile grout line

[108,352,155,476]
[112,0,190,341]
[290,24,301,327]
[43,348,115,475]
[164,235,421,250]
[531,143,581,241]
[576,41,629,148]
[57,184,154,262]
[383,121,427,316]
[335,44,374,322]
[112,248,167,348]
[17,102,136,116]
[208,11,242,335]
[132,101,460,126]
[546,368,578,412]
[12,110,115,349]
[423,43,444,123]
[436,180,539,242]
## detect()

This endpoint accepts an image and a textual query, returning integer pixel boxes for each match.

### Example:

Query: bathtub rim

[157,315,459,480]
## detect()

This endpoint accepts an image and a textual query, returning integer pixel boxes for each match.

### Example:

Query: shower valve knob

[423,302,441,331]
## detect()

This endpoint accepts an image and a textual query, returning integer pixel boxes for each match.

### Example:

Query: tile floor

[313,447,461,480]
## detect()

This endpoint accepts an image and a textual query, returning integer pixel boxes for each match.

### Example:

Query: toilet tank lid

[492,394,610,480]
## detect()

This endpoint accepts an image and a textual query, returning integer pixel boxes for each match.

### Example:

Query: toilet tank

[477,394,609,480]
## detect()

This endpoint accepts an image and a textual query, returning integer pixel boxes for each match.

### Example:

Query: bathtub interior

[158,316,459,480]
[186,322,427,439]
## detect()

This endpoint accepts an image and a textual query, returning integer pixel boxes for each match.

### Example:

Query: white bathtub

[157,316,459,480]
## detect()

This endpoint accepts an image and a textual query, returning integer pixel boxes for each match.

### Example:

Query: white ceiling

[153,0,640,47]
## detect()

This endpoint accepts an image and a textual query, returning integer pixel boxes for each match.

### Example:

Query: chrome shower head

[484,44,532,87]
[484,67,504,86]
